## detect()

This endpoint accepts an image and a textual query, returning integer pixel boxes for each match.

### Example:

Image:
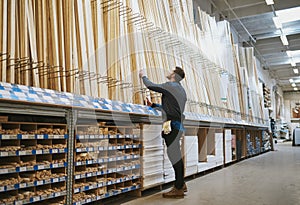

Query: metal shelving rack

[0,82,270,204]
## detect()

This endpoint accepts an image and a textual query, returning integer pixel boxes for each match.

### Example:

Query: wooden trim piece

[7,0,16,83]
[26,0,39,87]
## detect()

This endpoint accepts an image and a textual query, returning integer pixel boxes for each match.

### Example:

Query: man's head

[167,66,185,82]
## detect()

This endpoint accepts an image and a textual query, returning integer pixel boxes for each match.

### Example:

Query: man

[139,66,187,198]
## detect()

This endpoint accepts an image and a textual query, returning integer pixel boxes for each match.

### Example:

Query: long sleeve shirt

[142,76,187,123]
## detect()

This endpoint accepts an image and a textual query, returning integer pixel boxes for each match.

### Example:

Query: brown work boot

[162,187,184,198]
[173,183,187,192]
[183,183,187,192]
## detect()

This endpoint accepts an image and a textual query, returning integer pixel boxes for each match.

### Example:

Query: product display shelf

[0,122,67,204]
[183,128,199,177]
[141,124,164,190]
[261,131,271,152]
[224,129,233,164]
[73,123,142,204]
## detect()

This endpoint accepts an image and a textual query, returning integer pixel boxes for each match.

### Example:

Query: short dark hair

[174,66,185,82]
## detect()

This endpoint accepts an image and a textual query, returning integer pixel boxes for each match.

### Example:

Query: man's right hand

[139,70,146,78]
[145,97,152,107]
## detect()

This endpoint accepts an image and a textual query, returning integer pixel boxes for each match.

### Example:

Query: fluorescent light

[291,59,296,67]
[286,50,300,58]
[272,16,282,28]
[290,79,294,83]
[280,34,289,45]
[265,0,274,5]
[294,68,299,74]
[292,83,296,87]
[294,87,298,91]
[276,7,300,24]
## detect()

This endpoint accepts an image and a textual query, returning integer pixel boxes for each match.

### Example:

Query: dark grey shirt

[142,76,187,122]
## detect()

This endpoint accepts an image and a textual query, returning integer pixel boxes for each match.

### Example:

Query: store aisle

[122,142,300,205]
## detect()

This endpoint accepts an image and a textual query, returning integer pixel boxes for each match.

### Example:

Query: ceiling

[204,0,300,92]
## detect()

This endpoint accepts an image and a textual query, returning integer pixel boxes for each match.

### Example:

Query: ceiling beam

[210,0,300,20]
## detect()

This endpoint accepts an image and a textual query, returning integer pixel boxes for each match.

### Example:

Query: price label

[6,185,14,191]
[19,183,27,188]
[75,175,80,179]
[81,174,85,178]
[2,135,13,139]
[38,165,44,170]
[87,173,92,177]
[76,162,82,166]
[0,169,8,174]
[0,186,5,192]
[55,192,61,197]
[36,180,43,186]
[52,178,59,183]
[36,150,42,155]
[15,200,23,205]
[22,135,30,139]
[74,188,80,193]
[0,152,8,157]
[37,135,44,139]
[18,151,26,156]
[90,135,95,139]
[87,199,92,203]
[52,163,58,168]
[77,148,82,152]
[43,150,50,154]
[60,177,65,181]
[45,179,51,184]
[52,149,58,154]
[33,196,40,202]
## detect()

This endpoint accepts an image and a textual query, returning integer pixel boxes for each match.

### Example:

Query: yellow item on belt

[163,120,172,134]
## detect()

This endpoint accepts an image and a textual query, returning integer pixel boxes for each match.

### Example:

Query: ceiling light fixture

[287,51,292,57]
[265,0,274,5]
[291,59,296,67]
[280,34,289,45]
[276,7,300,24]
[292,83,297,87]
[294,68,299,74]
[289,79,294,83]
[272,16,282,28]
[294,87,298,91]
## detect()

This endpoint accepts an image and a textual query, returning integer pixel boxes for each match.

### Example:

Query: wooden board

[57,0,66,92]
[62,0,73,93]
[26,0,39,87]
[7,0,16,83]
[1,0,8,82]
[47,0,61,91]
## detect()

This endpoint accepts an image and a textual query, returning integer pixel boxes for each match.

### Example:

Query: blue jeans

[162,126,184,189]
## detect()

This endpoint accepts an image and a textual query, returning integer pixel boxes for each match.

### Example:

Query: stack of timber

[0,0,266,124]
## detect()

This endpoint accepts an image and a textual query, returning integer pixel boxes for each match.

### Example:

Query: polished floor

[122,142,300,205]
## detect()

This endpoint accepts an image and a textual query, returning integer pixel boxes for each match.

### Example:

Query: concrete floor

[122,142,300,205]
